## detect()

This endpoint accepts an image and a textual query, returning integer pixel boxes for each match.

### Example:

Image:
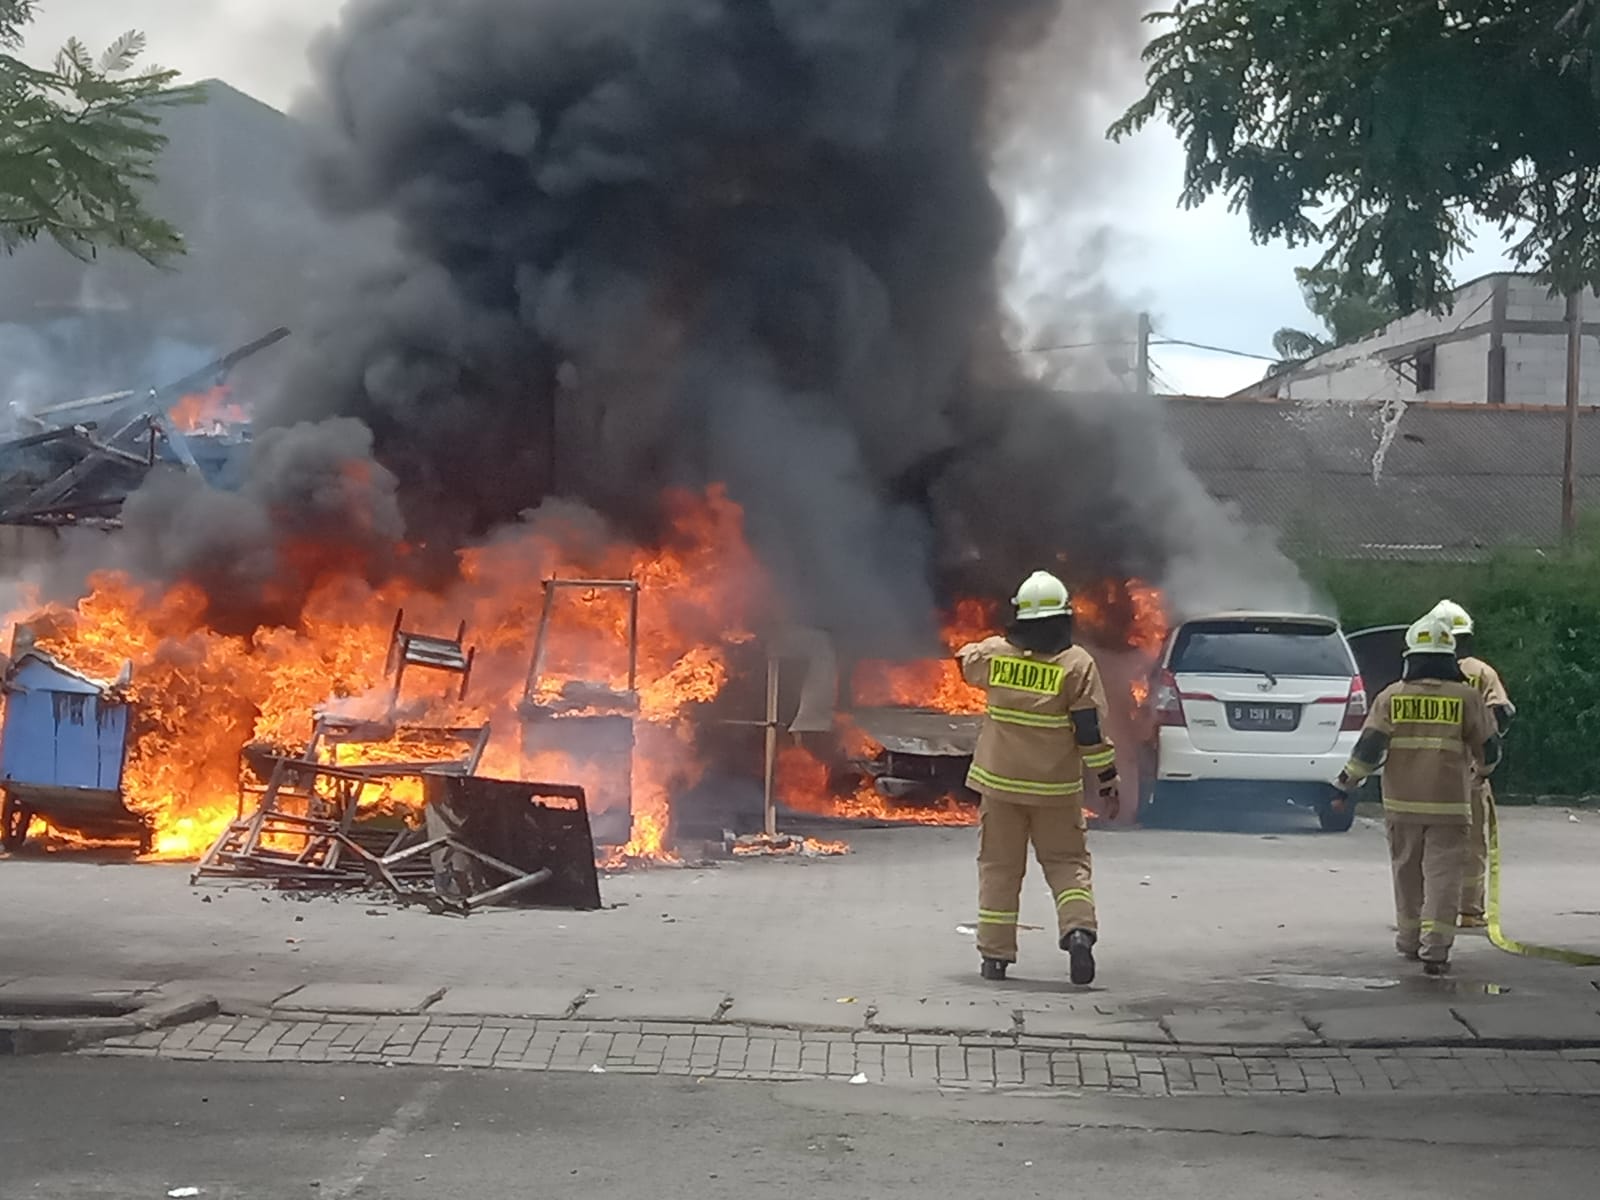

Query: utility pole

[1136,311,1152,397]
[1563,292,1582,547]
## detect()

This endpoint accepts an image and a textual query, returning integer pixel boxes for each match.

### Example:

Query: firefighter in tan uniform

[956,571,1119,985]
[1427,600,1516,928]
[1332,614,1501,975]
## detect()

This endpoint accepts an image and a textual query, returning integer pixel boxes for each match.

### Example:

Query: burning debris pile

[1,487,768,863]
[1,0,1282,870]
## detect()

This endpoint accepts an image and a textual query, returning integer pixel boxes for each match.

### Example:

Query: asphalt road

[4,1057,1599,1200]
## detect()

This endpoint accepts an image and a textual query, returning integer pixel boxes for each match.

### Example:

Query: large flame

[850,597,993,714]
[1,486,761,861]
[0,477,1171,858]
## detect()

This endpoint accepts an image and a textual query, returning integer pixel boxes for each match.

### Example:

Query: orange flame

[0,486,762,862]
[850,597,995,713]
[1,474,1173,858]
[167,385,249,433]
[788,581,1169,827]
[776,743,978,826]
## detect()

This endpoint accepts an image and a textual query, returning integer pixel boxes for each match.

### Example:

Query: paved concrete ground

[85,1011,1600,1095]
[4,807,1599,1047]
[5,1057,1600,1200]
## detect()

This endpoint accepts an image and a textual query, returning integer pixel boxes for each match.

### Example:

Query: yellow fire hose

[1485,801,1600,966]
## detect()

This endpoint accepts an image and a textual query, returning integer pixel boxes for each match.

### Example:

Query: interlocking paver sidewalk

[80,1012,1600,1097]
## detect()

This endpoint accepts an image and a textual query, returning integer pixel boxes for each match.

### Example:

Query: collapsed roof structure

[0,328,288,528]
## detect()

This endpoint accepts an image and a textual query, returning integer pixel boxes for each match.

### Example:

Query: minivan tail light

[1153,670,1186,727]
[1341,674,1368,732]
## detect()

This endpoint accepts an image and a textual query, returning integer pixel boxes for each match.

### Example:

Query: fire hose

[1485,801,1600,966]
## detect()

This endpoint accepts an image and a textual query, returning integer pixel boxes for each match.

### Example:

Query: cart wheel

[1,796,34,851]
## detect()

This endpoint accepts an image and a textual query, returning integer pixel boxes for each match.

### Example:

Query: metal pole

[763,657,779,837]
[1563,291,1582,546]
[1136,311,1153,397]
[627,583,640,694]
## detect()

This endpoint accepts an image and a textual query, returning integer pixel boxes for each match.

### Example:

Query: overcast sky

[30,0,1517,396]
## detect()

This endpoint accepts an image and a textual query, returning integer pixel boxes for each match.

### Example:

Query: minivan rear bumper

[1155,727,1358,783]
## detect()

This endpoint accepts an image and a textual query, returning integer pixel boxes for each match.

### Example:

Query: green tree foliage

[1295,265,1401,345]
[0,0,198,264]
[1270,325,1327,365]
[1269,266,1401,373]
[1111,1,1600,311]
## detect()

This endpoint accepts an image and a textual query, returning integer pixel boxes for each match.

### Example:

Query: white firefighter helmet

[1404,613,1458,656]
[1429,598,1474,637]
[1012,570,1071,621]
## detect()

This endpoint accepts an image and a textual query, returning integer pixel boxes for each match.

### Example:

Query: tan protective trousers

[1387,819,1468,963]
[976,793,1096,962]
[1459,779,1494,918]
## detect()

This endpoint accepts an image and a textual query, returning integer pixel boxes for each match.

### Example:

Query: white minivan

[1138,612,1367,831]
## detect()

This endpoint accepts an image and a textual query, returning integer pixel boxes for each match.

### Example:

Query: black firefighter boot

[980,958,1009,981]
[1062,929,1097,986]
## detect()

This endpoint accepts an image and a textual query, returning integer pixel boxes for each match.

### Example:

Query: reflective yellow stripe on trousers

[968,765,1084,797]
[1382,798,1468,818]
[1055,888,1093,910]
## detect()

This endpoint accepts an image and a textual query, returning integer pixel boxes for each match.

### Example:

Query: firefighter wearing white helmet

[1428,600,1516,928]
[1332,614,1500,975]
[955,570,1119,985]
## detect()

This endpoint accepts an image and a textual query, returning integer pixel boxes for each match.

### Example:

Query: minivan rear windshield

[1170,620,1353,678]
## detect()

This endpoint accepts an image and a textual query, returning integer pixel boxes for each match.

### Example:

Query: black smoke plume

[202,0,1299,650]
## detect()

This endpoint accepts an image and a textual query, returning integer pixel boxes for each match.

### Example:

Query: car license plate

[1226,702,1301,732]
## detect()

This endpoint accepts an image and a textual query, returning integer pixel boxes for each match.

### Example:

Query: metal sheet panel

[1,658,129,791]
[519,714,634,847]
[848,707,980,757]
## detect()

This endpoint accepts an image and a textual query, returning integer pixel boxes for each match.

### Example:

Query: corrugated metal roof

[1161,399,1600,559]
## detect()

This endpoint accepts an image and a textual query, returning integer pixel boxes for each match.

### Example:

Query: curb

[15,979,1600,1057]
[1,992,219,1057]
[191,1006,1600,1057]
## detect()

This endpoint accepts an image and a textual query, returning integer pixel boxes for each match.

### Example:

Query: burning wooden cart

[0,650,151,853]
[519,578,640,848]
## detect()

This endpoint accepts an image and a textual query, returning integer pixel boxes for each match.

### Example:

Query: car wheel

[1317,799,1356,833]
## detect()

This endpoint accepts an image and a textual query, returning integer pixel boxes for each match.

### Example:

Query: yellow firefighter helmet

[1012,571,1071,621]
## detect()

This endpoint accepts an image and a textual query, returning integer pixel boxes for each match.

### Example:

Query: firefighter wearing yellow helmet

[1428,600,1516,928]
[955,571,1119,985]
[1332,614,1500,975]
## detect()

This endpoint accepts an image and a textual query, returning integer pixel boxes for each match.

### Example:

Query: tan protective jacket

[1460,654,1512,779]
[1461,656,1511,712]
[957,636,1116,807]
[1345,678,1492,825]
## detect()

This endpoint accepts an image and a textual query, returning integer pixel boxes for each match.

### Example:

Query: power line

[1014,338,1136,355]
[1151,335,1280,363]
[1146,354,1179,396]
